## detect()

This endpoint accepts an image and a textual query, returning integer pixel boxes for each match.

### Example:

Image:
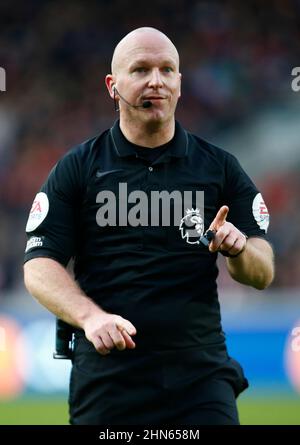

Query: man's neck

[119,117,175,148]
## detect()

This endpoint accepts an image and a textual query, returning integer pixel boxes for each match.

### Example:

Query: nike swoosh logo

[96,169,124,178]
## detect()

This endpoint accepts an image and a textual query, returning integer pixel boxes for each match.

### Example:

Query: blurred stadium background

[1,0,300,425]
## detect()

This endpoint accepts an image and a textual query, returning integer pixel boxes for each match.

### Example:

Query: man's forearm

[226,237,274,290]
[23,257,104,328]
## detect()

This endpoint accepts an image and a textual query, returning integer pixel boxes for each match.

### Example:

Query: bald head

[105,26,182,131]
[111,27,180,74]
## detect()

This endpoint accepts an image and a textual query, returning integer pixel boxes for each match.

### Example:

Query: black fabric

[69,334,247,425]
[112,121,173,164]
[134,144,170,163]
[24,120,269,350]
[24,120,269,424]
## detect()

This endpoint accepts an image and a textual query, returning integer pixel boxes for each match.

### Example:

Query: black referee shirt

[24,120,269,350]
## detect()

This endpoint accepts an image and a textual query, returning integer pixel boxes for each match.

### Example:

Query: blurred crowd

[0,0,300,292]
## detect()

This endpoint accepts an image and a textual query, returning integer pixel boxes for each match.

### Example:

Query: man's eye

[134,67,147,73]
[163,67,173,73]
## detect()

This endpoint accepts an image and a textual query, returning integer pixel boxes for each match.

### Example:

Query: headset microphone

[142,100,152,108]
[113,86,152,110]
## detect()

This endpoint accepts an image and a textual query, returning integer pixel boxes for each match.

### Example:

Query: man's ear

[105,74,116,99]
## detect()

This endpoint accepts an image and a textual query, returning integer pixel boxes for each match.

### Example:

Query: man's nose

[148,68,163,88]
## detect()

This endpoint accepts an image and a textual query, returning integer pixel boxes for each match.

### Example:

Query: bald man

[106,27,181,147]
[24,27,274,425]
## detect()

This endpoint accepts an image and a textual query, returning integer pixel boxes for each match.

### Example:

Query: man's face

[107,32,181,125]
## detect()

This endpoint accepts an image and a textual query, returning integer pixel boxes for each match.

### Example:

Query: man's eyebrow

[129,59,177,69]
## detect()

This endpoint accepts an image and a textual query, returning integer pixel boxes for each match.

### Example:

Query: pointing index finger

[209,205,229,231]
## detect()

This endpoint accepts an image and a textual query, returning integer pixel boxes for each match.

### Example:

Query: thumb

[209,205,229,231]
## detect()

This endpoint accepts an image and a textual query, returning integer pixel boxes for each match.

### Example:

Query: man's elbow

[253,267,275,290]
[254,281,271,291]
[23,261,38,295]
[23,264,33,294]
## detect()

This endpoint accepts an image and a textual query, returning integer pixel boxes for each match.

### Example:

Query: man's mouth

[143,96,165,101]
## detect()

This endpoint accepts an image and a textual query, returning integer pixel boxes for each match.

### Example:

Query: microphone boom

[114,87,152,109]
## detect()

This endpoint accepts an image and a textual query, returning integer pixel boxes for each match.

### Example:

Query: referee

[23,27,274,425]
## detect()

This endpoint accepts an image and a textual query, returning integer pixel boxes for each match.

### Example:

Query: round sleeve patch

[26,192,49,232]
[252,193,269,233]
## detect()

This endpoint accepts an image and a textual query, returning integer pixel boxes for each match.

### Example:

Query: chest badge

[179,208,204,244]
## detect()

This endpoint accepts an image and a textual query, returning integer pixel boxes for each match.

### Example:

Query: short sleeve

[24,150,83,266]
[223,154,270,238]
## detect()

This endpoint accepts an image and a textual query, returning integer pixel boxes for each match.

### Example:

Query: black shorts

[69,336,248,425]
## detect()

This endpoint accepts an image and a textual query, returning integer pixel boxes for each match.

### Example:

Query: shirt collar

[110,119,188,159]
